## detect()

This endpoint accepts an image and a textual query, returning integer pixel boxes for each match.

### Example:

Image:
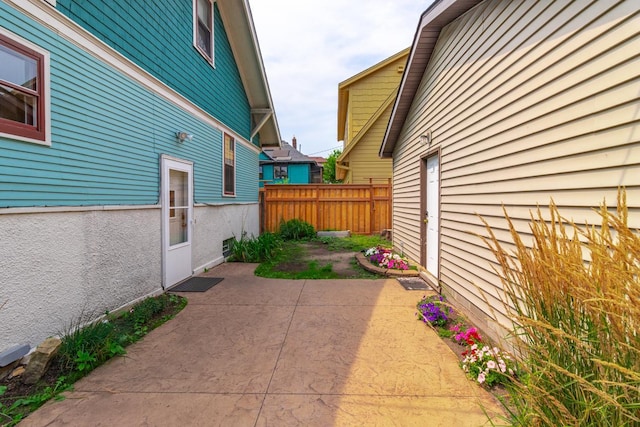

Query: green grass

[318,234,389,252]
[255,241,339,279]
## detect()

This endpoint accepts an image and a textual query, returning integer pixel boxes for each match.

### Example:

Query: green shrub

[278,219,315,241]
[481,189,640,426]
[230,232,282,263]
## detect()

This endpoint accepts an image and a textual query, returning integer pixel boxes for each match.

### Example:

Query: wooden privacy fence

[259,181,391,235]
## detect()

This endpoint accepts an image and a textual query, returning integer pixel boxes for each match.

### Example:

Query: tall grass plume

[480,189,639,426]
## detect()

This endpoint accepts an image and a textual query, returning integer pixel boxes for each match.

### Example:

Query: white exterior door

[425,155,439,278]
[161,156,193,287]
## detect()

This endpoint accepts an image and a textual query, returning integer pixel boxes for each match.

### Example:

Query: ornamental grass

[480,189,640,426]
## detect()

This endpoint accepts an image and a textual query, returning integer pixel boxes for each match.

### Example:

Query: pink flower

[487,360,496,370]
[477,372,486,384]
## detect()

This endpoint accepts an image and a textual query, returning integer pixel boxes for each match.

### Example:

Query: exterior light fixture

[419,129,432,146]
[176,131,194,143]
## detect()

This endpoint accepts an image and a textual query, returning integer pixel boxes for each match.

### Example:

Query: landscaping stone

[9,366,25,379]
[355,252,420,277]
[317,230,351,238]
[23,337,62,384]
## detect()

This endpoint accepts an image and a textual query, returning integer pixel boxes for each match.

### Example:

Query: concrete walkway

[22,263,505,426]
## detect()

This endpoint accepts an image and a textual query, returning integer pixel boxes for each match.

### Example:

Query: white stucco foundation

[0,202,259,355]
[192,203,259,273]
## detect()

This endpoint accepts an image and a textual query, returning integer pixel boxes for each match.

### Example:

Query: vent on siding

[223,238,234,257]
[397,65,405,73]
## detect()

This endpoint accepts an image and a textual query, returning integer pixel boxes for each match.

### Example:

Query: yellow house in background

[336,48,409,183]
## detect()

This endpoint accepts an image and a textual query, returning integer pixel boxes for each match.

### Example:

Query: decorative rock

[0,360,20,381]
[9,366,25,379]
[22,337,62,384]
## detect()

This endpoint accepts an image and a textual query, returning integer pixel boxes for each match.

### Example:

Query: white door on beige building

[161,155,193,287]
[425,155,439,278]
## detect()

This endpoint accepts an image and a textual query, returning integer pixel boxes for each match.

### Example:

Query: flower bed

[364,246,410,270]
[355,247,419,277]
[416,295,518,389]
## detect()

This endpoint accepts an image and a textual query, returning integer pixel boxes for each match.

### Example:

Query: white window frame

[274,165,288,180]
[223,133,236,196]
[193,0,215,66]
[0,28,51,146]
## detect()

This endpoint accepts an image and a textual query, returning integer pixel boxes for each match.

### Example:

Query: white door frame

[423,152,440,280]
[161,155,193,288]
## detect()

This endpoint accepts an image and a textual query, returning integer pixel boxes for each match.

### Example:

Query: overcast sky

[250,1,432,157]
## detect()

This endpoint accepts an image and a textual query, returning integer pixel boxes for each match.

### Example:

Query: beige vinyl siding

[392,0,640,339]
[348,104,394,184]
[347,59,405,143]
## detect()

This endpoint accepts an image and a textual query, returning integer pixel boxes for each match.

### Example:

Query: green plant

[0,376,71,425]
[1,294,186,424]
[365,246,410,270]
[278,219,315,241]
[323,149,343,183]
[74,350,97,372]
[230,232,282,263]
[461,344,516,388]
[480,189,640,426]
[416,295,452,327]
[321,234,389,252]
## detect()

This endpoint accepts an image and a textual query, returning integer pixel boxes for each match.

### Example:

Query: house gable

[55,0,279,146]
[387,0,640,340]
[336,49,407,183]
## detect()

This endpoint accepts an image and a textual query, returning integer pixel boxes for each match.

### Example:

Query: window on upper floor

[223,133,235,195]
[194,0,214,65]
[0,32,49,144]
[274,165,288,180]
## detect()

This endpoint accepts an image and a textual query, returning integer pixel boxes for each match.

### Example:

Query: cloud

[250,0,431,156]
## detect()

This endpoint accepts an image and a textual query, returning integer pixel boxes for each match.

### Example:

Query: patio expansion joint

[253,279,308,427]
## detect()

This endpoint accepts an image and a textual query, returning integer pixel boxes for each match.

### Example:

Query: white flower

[477,372,486,384]
[486,360,496,370]
[498,361,507,373]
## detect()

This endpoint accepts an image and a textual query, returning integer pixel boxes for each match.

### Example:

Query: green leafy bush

[278,219,315,241]
[230,232,282,263]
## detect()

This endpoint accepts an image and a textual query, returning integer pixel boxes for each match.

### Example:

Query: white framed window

[274,165,288,180]
[193,0,214,65]
[223,133,235,196]
[0,29,51,146]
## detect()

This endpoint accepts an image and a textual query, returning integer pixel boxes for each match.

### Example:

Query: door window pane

[169,170,188,246]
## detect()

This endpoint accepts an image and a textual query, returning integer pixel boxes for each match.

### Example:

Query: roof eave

[379,0,483,158]
[217,0,282,147]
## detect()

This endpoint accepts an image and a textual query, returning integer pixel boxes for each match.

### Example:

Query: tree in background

[323,149,343,183]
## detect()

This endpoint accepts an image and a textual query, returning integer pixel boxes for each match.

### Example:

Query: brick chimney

[292,136,297,150]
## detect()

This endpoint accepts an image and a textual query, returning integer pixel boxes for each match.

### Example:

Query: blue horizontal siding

[0,3,258,208]
[55,0,253,141]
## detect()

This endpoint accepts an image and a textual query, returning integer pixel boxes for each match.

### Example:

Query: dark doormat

[396,277,429,291]
[169,277,224,292]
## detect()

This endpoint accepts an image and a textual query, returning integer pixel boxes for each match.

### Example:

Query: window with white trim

[274,165,288,180]
[0,33,47,142]
[223,133,235,195]
[194,0,214,64]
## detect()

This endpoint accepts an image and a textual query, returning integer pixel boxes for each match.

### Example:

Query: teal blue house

[0,0,280,357]
[260,139,323,187]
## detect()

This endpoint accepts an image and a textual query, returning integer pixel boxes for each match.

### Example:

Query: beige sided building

[380,0,640,341]
[337,48,409,183]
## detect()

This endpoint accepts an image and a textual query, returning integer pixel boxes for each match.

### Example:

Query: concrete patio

[21,262,505,426]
